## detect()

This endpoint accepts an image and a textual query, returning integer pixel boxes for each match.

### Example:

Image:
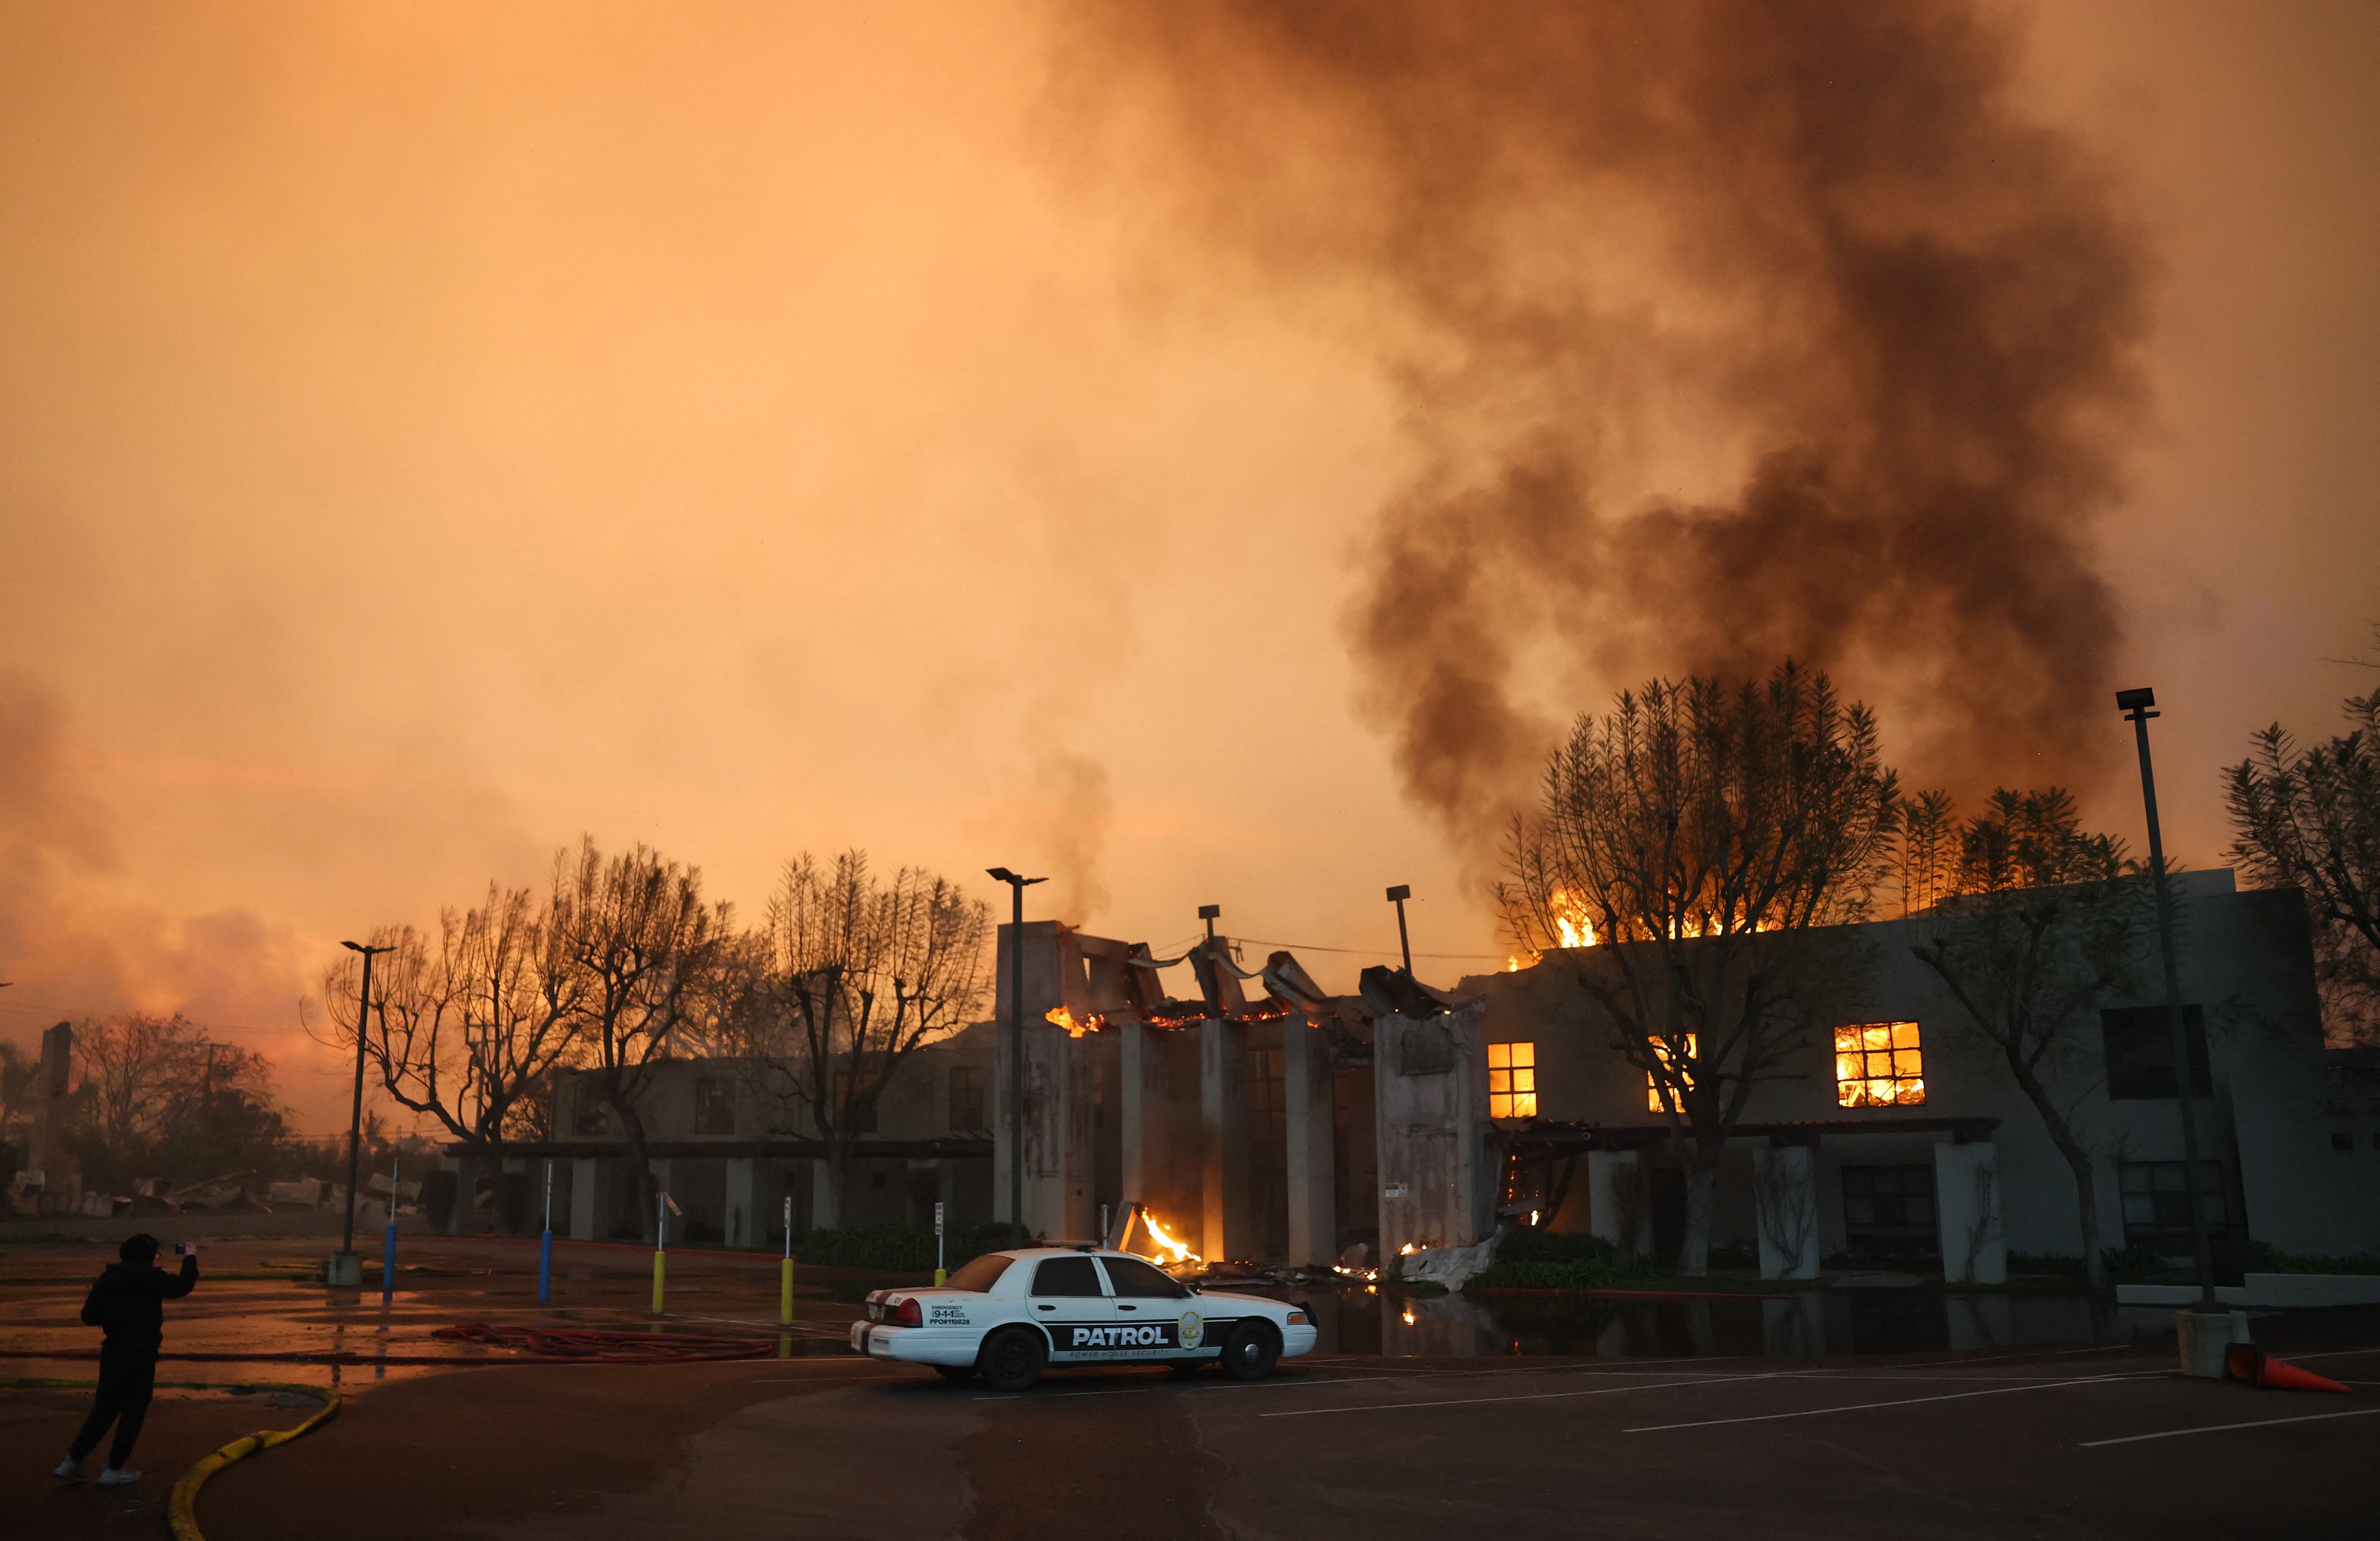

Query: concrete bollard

[2176,1305,2252,1378]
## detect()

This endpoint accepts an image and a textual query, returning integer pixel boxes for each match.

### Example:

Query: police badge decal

[1177,1310,1204,1351]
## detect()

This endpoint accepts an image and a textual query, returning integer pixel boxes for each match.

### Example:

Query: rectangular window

[2118,1161,2229,1250]
[694,1077,735,1136]
[1029,1256,1104,1297]
[1835,1022,1926,1108]
[1646,1035,1694,1113]
[2102,1005,2213,1100]
[1488,1041,1538,1119]
[571,1085,610,1136]
[948,1065,987,1133]
[1840,1164,1938,1255]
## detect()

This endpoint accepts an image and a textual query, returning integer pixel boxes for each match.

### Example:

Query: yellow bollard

[935,1268,948,1286]
[780,1255,795,1327]
[651,1248,666,1315]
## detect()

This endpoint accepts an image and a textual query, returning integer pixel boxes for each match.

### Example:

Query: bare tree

[1501,663,1898,1274]
[2226,678,2380,1046]
[73,1013,208,1158]
[1907,788,2146,1291]
[724,851,991,1228]
[318,884,588,1157]
[553,839,736,1240]
[66,1014,284,1190]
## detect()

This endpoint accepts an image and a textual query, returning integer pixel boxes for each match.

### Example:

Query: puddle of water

[1250,1284,2167,1359]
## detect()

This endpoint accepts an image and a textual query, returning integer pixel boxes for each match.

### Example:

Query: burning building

[465,870,2376,1290]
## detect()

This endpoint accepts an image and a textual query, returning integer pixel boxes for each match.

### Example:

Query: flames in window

[1488,1041,1536,1118]
[1836,1022,1926,1107]
[1646,1034,1696,1113]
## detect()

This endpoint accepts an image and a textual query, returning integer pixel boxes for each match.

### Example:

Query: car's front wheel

[978,1327,1047,1393]
[1220,1322,1280,1382]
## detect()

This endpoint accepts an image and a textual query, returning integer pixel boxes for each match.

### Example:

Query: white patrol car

[848,1247,1318,1392]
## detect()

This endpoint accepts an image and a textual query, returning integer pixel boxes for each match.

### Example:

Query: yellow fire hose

[167,1382,343,1541]
[7,1376,340,1541]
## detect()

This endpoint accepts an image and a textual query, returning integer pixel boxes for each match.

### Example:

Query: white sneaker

[53,1458,82,1481]
[97,1467,141,1487]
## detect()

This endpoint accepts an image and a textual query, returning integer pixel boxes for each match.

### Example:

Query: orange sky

[2,2,2375,1132]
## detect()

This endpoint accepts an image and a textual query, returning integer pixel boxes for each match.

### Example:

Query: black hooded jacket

[80,1254,199,1353]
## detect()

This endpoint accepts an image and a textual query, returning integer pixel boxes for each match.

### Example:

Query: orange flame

[1044,1006,1102,1038]
[1139,1211,1202,1268]
[1549,890,1596,949]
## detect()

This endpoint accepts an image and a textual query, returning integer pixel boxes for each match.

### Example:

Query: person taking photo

[54,1234,200,1487]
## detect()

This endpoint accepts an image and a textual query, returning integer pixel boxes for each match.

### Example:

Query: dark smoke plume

[1060,1,2146,852]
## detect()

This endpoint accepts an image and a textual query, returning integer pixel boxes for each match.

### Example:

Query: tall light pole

[1385,885,1414,974]
[335,940,394,1288]
[2115,689,2218,1308]
[987,868,1045,1239]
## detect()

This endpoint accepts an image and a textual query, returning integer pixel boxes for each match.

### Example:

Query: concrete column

[1282,1017,1337,1266]
[1586,1150,1651,1255]
[1372,1010,1489,1260]
[1061,1035,1098,1243]
[1753,1146,1821,1280]
[725,1158,757,1249]
[569,1158,604,1241]
[28,1022,80,1203]
[1201,1015,1250,1261]
[1121,1019,1150,1205]
[1935,1141,2008,1284]
[994,1019,1069,1238]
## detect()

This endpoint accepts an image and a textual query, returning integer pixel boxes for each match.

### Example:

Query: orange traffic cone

[2227,1345,2351,1394]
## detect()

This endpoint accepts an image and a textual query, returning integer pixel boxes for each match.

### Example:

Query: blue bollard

[381,1218,398,1304]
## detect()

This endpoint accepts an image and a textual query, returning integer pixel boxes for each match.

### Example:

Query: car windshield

[1101,1255,1189,1299]
[941,1255,1014,1293]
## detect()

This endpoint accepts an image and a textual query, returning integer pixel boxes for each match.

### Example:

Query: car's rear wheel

[1220,1322,1280,1382]
[933,1365,977,1382]
[978,1327,1047,1393]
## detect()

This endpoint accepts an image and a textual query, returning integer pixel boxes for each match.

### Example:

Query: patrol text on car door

[1026,1254,1117,1360]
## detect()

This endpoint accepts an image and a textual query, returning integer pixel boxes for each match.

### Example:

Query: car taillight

[894,1297,924,1328]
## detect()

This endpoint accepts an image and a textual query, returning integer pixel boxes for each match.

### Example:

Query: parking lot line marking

[965,1356,1765,1403]
[1624,1372,2155,1433]
[970,1374,1412,1402]
[2082,1406,2380,1446]
[2269,1345,2380,1361]
[1261,1371,1785,1418]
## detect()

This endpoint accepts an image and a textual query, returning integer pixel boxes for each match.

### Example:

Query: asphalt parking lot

[5,1239,2372,1539]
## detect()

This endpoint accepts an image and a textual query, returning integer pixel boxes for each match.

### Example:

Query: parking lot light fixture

[987,868,1046,1238]
[2116,687,2218,1311]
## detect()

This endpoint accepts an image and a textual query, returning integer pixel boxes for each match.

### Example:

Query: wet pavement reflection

[1261,1283,2166,1359]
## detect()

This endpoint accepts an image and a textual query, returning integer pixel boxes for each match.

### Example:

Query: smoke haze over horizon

[1,2,2375,1131]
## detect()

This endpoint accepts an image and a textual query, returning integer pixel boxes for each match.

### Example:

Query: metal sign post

[935,1200,946,1286]
[537,1160,555,1305]
[781,1195,795,1327]
[652,1191,681,1317]
[381,1154,402,1305]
